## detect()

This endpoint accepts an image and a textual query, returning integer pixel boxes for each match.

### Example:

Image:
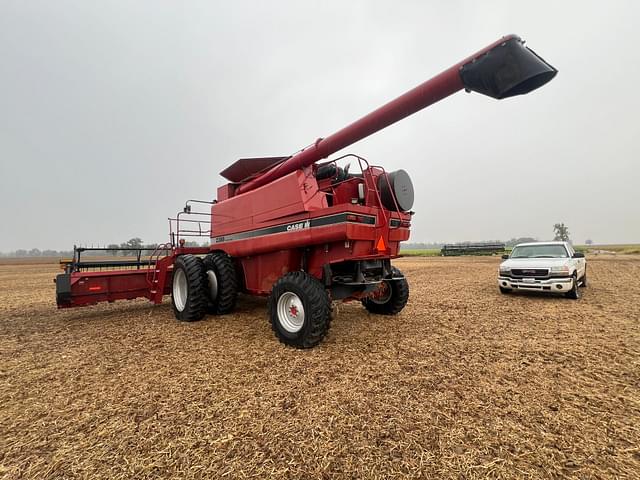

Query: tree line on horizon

[0,237,208,258]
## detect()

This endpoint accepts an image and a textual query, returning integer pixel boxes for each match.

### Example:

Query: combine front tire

[202,252,238,315]
[268,271,332,349]
[171,255,207,321]
[362,267,409,315]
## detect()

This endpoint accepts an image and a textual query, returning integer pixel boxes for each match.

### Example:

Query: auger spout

[234,34,556,195]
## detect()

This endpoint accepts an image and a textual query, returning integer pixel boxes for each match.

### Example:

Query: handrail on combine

[168,199,215,247]
[146,242,175,289]
[61,245,171,273]
[318,154,406,229]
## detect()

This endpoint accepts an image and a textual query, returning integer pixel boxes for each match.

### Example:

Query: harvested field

[1,256,639,479]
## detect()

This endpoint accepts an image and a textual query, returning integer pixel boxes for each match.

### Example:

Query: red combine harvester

[56,35,556,348]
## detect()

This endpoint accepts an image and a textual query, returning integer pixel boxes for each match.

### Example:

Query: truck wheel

[268,271,332,348]
[565,273,580,300]
[580,267,588,288]
[171,254,207,321]
[362,267,409,315]
[202,252,238,315]
[499,286,512,294]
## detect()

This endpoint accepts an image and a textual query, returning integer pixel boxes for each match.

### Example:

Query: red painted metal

[57,247,211,308]
[210,156,411,294]
[58,269,165,308]
[235,35,518,195]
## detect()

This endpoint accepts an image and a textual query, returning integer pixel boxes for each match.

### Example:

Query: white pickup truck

[498,241,587,299]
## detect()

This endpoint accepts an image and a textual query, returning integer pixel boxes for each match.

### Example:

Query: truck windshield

[510,245,569,258]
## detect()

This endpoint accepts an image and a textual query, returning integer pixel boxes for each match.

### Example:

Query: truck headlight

[550,265,570,274]
[499,266,510,274]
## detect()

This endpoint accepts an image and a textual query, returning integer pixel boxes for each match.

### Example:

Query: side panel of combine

[212,169,327,238]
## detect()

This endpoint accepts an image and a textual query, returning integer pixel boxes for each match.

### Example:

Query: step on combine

[56,35,557,348]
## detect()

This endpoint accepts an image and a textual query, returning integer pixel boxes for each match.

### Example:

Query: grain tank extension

[55,35,556,348]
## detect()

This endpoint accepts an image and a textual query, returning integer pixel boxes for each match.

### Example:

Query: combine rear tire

[202,252,238,315]
[362,266,409,315]
[171,254,207,321]
[268,271,332,349]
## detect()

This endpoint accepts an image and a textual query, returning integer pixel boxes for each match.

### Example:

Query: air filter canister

[377,169,414,212]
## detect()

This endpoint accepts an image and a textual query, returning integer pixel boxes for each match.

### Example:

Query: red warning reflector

[88,286,103,291]
[376,236,386,251]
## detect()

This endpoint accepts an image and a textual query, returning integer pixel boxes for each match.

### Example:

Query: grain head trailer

[55,35,556,348]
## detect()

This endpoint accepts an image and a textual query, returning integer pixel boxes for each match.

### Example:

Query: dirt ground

[1,256,639,479]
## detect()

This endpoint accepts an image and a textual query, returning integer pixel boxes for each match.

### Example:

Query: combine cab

[56,35,557,348]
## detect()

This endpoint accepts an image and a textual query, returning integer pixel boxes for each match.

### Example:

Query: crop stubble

[0,256,639,479]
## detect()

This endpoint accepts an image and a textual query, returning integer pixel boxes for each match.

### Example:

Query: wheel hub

[172,268,187,312]
[370,281,392,304]
[277,292,305,333]
[206,270,218,301]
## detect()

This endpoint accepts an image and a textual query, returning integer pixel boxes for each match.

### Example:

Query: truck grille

[510,268,549,278]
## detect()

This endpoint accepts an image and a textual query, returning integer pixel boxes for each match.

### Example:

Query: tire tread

[172,255,207,322]
[203,252,238,315]
[362,266,409,315]
[268,271,332,349]
[565,273,580,300]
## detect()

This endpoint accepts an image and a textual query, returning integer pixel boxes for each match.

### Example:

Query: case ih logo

[286,220,311,231]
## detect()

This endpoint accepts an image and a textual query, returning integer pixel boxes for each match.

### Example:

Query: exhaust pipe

[460,37,557,99]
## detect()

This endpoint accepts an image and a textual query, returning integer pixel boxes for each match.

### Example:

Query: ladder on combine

[146,243,175,304]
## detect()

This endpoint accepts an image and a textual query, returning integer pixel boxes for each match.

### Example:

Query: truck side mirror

[572,252,585,258]
[501,254,509,260]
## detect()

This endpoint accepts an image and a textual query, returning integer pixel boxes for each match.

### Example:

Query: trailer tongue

[56,35,556,348]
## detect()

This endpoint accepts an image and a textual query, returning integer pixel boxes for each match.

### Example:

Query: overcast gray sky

[1,0,638,251]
